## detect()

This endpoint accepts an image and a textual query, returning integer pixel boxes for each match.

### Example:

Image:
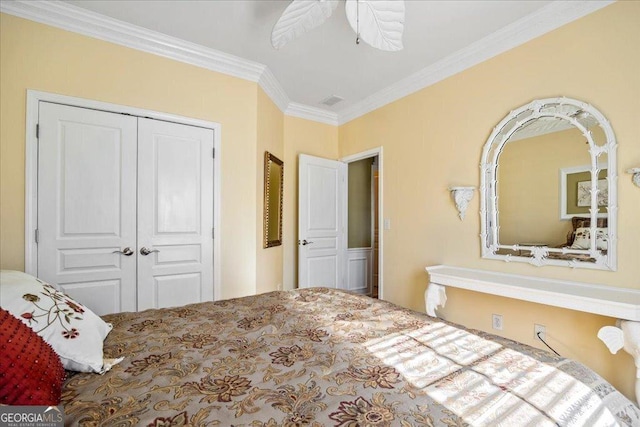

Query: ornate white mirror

[480,97,617,270]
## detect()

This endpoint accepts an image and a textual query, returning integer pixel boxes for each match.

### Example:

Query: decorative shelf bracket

[598,321,640,407]
[449,186,475,221]
[425,283,447,317]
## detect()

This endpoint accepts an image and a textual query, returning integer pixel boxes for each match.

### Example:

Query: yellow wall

[339,1,640,399]
[256,88,284,294]
[0,13,335,298]
[499,126,609,246]
[498,127,590,245]
[282,116,339,290]
[0,14,260,299]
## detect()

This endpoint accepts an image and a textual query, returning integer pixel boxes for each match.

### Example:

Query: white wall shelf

[424,265,640,406]
[425,265,640,321]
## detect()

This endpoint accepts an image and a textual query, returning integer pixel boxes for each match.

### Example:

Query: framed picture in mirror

[559,164,608,219]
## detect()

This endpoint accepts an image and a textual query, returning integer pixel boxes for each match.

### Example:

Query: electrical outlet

[492,314,503,331]
[534,324,546,341]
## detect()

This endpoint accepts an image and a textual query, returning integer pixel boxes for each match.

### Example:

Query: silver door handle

[140,247,160,256]
[300,239,314,246]
[113,247,134,256]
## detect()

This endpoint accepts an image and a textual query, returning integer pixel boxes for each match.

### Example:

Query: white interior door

[298,154,346,288]
[37,102,137,315]
[137,118,214,310]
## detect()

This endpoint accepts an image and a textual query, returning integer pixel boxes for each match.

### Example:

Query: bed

[56,287,639,426]
[496,216,609,262]
[546,216,610,261]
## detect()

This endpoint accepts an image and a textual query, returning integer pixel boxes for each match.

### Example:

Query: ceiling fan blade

[271,0,339,49]
[345,0,405,52]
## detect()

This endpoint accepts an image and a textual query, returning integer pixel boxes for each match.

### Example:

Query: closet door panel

[37,102,137,315]
[155,135,200,234]
[137,118,214,310]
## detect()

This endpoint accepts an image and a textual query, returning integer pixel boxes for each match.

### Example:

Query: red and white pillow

[0,270,121,373]
[0,308,66,405]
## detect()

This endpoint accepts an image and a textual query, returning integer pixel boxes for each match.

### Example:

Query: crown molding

[336,0,615,125]
[0,0,268,82]
[1,0,614,127]
[0,0,340,125]
[0,0,266,82]
[258,67,290,112]
[286,103,339,126]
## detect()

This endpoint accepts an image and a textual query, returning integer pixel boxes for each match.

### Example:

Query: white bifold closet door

[37,102,213,315]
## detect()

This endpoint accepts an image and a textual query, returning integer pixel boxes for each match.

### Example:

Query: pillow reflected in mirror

[570,227,608,251]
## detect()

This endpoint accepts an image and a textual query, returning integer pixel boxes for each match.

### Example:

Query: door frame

[341,147,384,300]
[24,90,222,300]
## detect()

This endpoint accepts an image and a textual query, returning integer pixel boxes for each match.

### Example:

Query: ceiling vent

[319,95,344,107]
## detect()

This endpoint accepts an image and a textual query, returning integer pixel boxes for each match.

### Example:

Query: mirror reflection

[498,124,590,246]
[481,98,617,270]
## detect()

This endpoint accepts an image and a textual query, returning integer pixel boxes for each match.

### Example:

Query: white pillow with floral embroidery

[0,270,121,373]
[570,227,609,251]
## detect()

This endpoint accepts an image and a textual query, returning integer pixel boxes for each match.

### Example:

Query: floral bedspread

[61,288,640,426]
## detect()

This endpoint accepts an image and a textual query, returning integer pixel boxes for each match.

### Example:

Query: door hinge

[36,124,40,139]
[35,229,39,244]
[212,148,215,158]
[212,228,215,239]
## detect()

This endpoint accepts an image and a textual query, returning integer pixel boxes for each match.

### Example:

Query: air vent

[319,95,344,106]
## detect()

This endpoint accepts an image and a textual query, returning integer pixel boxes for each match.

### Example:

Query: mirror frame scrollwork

[480,97,617,270]
[264,151,284,248]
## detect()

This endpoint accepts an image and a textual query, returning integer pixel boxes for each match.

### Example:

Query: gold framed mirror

[264,151,284,248]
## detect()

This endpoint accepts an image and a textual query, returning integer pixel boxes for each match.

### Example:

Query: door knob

[300,239,314,246]
[140,247,160,256]
[140,246,160,256]
[112,247,134,256]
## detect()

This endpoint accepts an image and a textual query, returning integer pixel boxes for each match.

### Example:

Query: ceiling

[4,1,612,124]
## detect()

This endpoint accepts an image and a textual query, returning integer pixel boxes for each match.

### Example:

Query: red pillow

[0,308,66,405]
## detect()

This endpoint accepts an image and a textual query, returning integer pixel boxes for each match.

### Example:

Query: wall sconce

[627,168,640,188]
[449,186,475,221]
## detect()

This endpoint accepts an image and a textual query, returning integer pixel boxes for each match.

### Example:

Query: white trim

[341,147,383,164]
[213,135,222,304]
[286,103,339,126]
[346,247,373,295]
[258,67,290,113]
[341,147,384,300]
[1,0,613,127]
[25,90,223,301]
[335,0,614,125]
[24,93,39,275]
[425,265,640,321]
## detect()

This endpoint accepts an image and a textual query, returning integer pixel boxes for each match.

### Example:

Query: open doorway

[297,149,383,299]
[343,149,382,299]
